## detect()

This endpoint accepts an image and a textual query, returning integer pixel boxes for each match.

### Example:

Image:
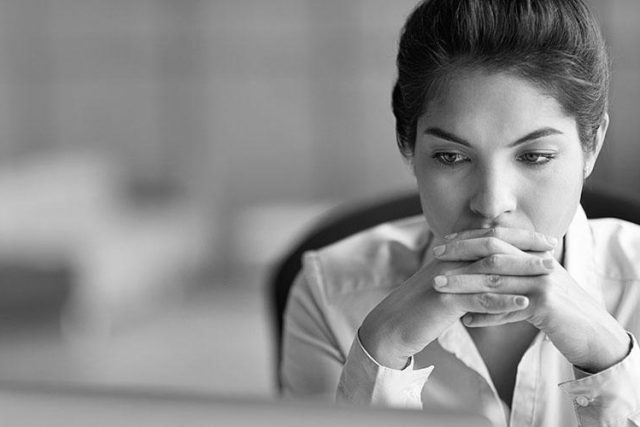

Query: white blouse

[282,206,640,427]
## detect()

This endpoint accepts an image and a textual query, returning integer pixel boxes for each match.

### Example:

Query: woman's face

[413,70,604,245]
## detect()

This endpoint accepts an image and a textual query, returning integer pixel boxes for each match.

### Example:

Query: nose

[468,165,517,222]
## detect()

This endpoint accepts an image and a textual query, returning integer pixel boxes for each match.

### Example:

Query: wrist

[358,323,411,370]
[574,328,631,374]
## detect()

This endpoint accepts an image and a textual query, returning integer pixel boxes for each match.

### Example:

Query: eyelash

[432,152,470,168]
[431,152,556,168]
[516,152,556,166]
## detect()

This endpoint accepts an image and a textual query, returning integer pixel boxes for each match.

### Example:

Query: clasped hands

[359,227,630,373]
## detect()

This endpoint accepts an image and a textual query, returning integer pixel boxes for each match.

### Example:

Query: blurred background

[0,0,638,399]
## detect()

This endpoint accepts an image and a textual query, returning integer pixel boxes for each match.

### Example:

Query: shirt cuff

[336,332,433,409]
[559,332,640,426]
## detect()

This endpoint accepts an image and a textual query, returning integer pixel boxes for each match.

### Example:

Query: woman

[281,0,640,426]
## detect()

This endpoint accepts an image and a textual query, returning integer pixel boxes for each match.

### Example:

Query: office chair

[269,185,640,392]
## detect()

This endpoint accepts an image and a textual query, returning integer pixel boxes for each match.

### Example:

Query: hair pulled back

[392,0,609,157]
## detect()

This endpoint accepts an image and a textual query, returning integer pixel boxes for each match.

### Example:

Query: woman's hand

[434,227,631,373]
[358,228,554,370]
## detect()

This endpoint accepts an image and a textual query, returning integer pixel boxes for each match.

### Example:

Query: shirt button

[576,396,590,407]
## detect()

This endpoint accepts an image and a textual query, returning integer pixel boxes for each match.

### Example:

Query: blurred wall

[591,0,640,191]
[0,0,637,279]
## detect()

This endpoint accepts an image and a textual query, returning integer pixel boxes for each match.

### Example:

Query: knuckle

[484,237,501,252]
[477,293,495,310]
[484,254,500,268]
[485,274,501,289]
[528,257,542,270]
[447,240,460,253]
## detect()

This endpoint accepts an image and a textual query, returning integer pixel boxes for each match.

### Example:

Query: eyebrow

[423,127,564,147]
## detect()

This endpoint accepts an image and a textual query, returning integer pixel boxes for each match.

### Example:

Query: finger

[462,310,531,327]
[434,274,538,294]
[444,227,557,252]
[446,253,555,276]
[441,292,529,314]
[434,236,520,261]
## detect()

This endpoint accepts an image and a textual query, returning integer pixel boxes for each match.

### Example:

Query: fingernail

[434,275,447,288]
[433,245,446,256]
[463,314,473,325]
[444,233,457,240]
[515,296,529,307]
[543,258,554,269]
[546,236,558,246]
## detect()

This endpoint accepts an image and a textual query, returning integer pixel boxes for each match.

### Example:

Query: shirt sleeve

[280,254,433,407]
[559,332,640,427]
[280,268,345,400]
[336,333,433,409]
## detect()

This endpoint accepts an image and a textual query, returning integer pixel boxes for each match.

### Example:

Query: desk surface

[0,276,273,397]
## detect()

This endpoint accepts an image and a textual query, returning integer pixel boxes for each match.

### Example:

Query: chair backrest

[269,185,640,392]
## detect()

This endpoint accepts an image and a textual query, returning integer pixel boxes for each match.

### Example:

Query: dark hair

[392,0,609,157]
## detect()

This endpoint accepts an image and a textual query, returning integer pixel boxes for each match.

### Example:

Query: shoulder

[589,218,640,281]
[300,215,431,303]
[284,216,430,363]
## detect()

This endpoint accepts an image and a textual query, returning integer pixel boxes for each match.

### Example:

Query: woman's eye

[432,152,470,167]
[517,152,556,165]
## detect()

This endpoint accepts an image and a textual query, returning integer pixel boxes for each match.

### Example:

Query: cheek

[524,164,583,237]
[415,168,466,236]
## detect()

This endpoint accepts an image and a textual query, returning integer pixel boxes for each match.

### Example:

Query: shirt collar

[563,204,603,305]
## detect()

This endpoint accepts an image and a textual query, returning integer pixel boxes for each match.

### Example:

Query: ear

[584,113,609,179]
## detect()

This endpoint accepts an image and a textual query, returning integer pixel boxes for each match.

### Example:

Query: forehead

[419,70,576,139]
